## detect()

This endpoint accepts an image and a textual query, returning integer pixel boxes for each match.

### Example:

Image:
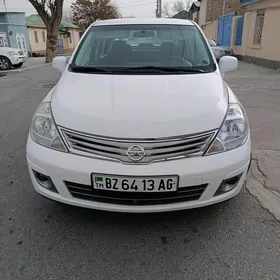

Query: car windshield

[71,24,216,74]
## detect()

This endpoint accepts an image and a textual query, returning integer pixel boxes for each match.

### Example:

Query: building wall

[202,20,218,40]
[234,0,280,64]
[0,25,8,46]
[206,0,245,22]
[0,12,30,55]
[199,0,208,26]
[29,26,80,54]
[59,29,80,53]
[28,27,46,52]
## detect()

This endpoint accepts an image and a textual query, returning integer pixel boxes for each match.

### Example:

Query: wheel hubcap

[0,59,9,69]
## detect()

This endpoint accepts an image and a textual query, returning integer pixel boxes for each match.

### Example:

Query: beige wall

[28,27,80,54]
[199,0,207,26]
[202,20,218,40]
[58,28,80,53]
[206,0,244,22]
[28,27,46,52]
[234,0,280,61]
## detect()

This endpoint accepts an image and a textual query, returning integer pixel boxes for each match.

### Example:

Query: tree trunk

[45,30,58,63]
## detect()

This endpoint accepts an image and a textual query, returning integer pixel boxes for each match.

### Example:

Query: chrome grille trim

[59,127,217,164]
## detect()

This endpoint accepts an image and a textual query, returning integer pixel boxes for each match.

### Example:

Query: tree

[163,0,191,18]
[71,0,119,32]
[29,0,64,63]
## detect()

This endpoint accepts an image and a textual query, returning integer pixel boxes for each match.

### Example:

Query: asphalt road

[1,64,280,280]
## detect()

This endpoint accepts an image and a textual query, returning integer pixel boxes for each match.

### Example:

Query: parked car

[212,39,235,56]
[208,39,225,61]
[26,18,251,213]
[0,47,27,70]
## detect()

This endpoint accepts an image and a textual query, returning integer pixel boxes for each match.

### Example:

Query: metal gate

[217,12,235,47]
[56,39,64,54]
[235,16,244,46]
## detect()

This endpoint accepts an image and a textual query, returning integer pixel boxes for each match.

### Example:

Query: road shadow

[40,194,237,235]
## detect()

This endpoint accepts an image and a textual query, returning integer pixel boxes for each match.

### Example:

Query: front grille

[65,181,208,205]
[18,51,24,56]
[60,128,215,164]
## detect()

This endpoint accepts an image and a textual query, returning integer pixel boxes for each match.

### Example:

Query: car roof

[93,18,195,27]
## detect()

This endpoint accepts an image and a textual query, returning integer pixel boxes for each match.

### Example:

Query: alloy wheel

[0,58,10,70]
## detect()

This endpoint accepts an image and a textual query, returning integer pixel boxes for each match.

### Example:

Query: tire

[0,56,12,70]
[13,62,23,69]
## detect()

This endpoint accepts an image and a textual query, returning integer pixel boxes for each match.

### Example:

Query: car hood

[51,71,228,138]
[0,47,21,53]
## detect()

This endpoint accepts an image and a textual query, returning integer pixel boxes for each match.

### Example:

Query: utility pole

[155,0,159,18]
[158,0,162,18]
[2,0,7,13]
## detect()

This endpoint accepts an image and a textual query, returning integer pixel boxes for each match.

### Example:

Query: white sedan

[0,47,27,70]
[26,18,251,213]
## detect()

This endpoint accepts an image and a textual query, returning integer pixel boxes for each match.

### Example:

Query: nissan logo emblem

[126,145,145,161]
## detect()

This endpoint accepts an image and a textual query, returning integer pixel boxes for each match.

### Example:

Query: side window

[34,31,39,43]
[42,31,46,43]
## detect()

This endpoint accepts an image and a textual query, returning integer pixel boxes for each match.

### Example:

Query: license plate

[92,174,179,193]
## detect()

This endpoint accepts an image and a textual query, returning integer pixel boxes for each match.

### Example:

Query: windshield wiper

[117,66,208,73]
[70,65,111,73]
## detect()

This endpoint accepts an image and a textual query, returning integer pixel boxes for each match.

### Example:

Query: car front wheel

[0,56,12,70]
[13,62,23,69]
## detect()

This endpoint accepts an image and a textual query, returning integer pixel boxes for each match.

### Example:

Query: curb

[247,152,280,221]
[246,178,280,221]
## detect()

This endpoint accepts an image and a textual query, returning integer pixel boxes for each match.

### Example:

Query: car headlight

[206,103,249,155]
[30,102,67,152]
[8,51,18,56]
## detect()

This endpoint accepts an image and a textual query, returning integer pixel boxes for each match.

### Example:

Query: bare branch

[29,0,50,23]
[163,0,191,17]
[162,3,172,17]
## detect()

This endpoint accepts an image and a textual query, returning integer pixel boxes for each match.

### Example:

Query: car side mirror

[219,56,238,74]
[52,56,68,73]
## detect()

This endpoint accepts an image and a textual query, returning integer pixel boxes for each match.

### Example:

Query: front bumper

[26,135,251,213]
[10,55,26,65]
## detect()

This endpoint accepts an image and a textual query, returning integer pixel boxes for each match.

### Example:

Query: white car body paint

[26,18,251,213]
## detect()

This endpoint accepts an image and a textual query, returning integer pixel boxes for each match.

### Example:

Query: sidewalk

[1,57,49,75]
[1,54,72,75]
[225,61,280,220]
